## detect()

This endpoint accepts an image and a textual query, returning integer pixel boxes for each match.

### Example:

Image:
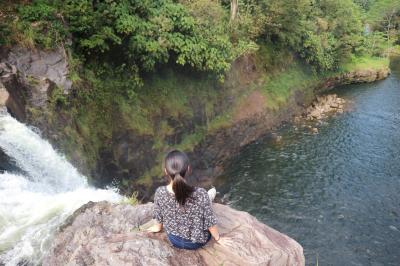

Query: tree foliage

[7,0,235,77]
[1,0,393,76]
[367,0,400,48]
[254,0,365,71]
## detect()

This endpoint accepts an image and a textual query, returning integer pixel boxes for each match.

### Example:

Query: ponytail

[172,172,195,205]
[164,150,194,205]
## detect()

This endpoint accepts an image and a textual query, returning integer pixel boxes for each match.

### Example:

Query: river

[217,58,400,265]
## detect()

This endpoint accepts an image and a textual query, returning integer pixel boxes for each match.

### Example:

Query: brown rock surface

[43,202,305,266]
[305,94,346,121]
[318,67,390,92]
[0,47,71,121]
[7,47,71,92]
[0,84,9,106]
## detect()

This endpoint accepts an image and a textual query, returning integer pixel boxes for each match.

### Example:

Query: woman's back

[154,186,216,244]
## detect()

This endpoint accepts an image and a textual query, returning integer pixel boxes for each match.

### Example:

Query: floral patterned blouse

[153,186,217,243]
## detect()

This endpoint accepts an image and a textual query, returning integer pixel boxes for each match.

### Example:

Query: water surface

[217,59,400,265]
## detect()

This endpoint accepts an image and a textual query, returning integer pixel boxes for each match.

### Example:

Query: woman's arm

[208,225,220,241]
[147,222,163,233]
[151,188,163,233]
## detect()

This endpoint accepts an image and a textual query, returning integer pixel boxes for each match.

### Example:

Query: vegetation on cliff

[0,0,397,196]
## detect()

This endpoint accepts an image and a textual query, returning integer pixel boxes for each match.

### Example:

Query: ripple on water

[218,70,400,265]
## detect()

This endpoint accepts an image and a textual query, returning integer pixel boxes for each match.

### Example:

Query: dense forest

[0,0,399,195]
[1,0,399,73]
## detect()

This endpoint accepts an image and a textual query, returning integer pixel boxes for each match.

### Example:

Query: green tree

[368,0,400,55]
[353,0,376,11]
[257,0,364,71]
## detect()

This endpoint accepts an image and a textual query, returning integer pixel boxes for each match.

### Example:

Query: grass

[261,62,319,110]
[207,112,233,133]
[121,191,140,206]
[339,55,389,72]
[259,54,389,111]
[137,164,162,186]
[391,45,400,56]
[119,99,155,136]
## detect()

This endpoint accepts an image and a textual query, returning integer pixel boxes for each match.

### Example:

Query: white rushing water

[0,111,122,265]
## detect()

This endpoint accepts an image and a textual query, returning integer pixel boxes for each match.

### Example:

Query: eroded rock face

[7,47,71,92]
[43,202,305,266]
[319,68,390,91]
[0,47,70,121]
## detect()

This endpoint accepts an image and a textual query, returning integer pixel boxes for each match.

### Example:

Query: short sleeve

[202,191,217,230]
[153,188,163,223]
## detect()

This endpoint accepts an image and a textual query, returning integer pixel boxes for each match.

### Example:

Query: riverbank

[0,46,390,200]
[216,58,400,265]
[191,57,390,189]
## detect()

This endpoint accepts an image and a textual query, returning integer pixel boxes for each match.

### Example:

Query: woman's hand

[146,223,163,233]
[215,236,235,247]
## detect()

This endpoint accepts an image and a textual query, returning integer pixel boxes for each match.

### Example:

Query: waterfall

[0,111,121,265]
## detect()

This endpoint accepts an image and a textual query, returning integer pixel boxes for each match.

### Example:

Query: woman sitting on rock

[147,150,221,250]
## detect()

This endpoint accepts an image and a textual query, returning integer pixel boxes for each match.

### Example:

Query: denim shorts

[167,232,212,250]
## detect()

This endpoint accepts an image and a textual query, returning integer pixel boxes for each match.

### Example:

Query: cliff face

[43,201,305,266]
[0,47,69,125]
[0,47,391,200]
[182,66,391,189]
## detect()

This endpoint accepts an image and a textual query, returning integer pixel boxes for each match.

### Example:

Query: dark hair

[164,150,194,205]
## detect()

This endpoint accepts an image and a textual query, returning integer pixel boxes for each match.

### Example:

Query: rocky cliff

[0,47,391,200]
[0,47,70,119]
[43,201,305,266]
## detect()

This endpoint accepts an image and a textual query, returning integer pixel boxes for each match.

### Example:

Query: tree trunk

[230,0,238,22]
[386,10,394,58]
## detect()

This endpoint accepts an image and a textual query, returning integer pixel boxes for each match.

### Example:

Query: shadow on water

[217,57,400,265]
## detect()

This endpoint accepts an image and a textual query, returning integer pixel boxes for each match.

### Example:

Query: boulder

[43,202,305,266]
[305,94,346,121]
[7,47,71,92]
[0,47,71,121]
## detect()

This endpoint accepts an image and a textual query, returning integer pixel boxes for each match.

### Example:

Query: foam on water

[0,113,121,265]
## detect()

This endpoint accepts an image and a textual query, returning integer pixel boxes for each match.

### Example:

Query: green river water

[217,58,400,265]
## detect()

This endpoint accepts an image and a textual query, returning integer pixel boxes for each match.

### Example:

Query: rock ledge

[44,201,305,266]
[305,94,346,121]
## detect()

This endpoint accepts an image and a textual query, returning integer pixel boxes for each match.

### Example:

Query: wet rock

[0,83,9,106]
[43,201,305,266]
[271,132,283,142]
[293,116,301,123]
[305,94,346,121]
[311,127,319,134]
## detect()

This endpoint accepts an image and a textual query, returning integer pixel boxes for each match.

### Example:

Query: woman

[147,150,221,250]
